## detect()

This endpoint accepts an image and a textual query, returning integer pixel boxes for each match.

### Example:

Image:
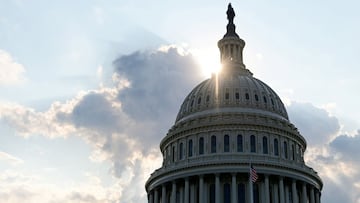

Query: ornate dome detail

[175,74,289,124]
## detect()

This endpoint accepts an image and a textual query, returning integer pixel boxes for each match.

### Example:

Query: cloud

[287,102,340,145]
[0,151,23,166]
[0,169,122,203]
[329,130,360,162]
[114,47,201,122]
[303,128,360,203]
[0,46,200,203]
[286,101,360,202]
[0,49,26,86]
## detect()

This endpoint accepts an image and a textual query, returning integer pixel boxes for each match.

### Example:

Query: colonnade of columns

[148,173,321,203]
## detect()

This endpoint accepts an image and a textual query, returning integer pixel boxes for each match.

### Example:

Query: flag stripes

[250,165,258,183]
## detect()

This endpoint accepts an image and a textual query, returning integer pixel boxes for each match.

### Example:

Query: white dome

[175,72,288,124]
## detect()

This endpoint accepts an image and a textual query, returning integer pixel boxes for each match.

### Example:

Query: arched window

[235,92,240,100]
[188,139,193,157]
[224,135,230,152]
[179,143,183,160]
[211,136,217,153]
[199,137,204,155]
[292,144,295,160]
[284,141,288,159]
[197,97,201,105]
[237,134,243,152]
[224,183,231,203]
[206,95,210,102]
[263,136,268,154]
[250,135,256,153]
[274,139,279,156]
[245,93,250,100]
[172,146,175,162]
[225,92,230,100]
[255,94,259,101]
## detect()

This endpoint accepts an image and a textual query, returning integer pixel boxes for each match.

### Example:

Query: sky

[0,0,360,202]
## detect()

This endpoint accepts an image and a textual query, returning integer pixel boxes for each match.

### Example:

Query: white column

[249,175,253,203]
[279,177,285,203]
[315,190,320,203]
[301,182,307,203]
[215,174,220,203]
[261,182,265,203]
[292,180,298,203]
[265,175,270,203]
[162,185,167,203]
[149,192,154,203]
[274,183,279,203]
[154,188,159,203]
[310,187,315,203]
[171,181,177,203]
[199,175,204,203]
[180,187,183,203]
[204,182,208,203]
[231,173,237,203]
[285,185,290,203]
[190,183,195,203]
[184,178,189,203]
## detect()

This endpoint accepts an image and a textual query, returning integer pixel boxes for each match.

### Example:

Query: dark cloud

[114,47,201,122]
[287,102,340,145]
[330,130,360,162]
[70,92,127,132]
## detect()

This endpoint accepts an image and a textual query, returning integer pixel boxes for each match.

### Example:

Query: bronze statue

[226,3,235,24]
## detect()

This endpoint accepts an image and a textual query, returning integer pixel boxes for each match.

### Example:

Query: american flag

[250,165,258,183]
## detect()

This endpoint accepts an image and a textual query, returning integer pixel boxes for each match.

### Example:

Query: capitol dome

[146,4,322,203]
[175,72,289,124]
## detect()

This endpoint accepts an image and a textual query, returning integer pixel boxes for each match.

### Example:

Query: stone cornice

[145,154,322,192]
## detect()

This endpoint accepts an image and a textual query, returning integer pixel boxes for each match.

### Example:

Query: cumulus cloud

[329,130,360,162]
[286,101,360,202]
[0,49,26,86]
[115,47,200,121]
[0,46,200,203]
[305,130,360,203]
[287,102,340,146]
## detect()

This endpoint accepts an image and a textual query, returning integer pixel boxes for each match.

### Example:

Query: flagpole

[249,161,254,203]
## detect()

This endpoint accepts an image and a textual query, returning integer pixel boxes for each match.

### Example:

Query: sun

[192,48,222,78]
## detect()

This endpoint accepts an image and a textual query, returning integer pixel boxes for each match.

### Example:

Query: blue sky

[0,0,360,202]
